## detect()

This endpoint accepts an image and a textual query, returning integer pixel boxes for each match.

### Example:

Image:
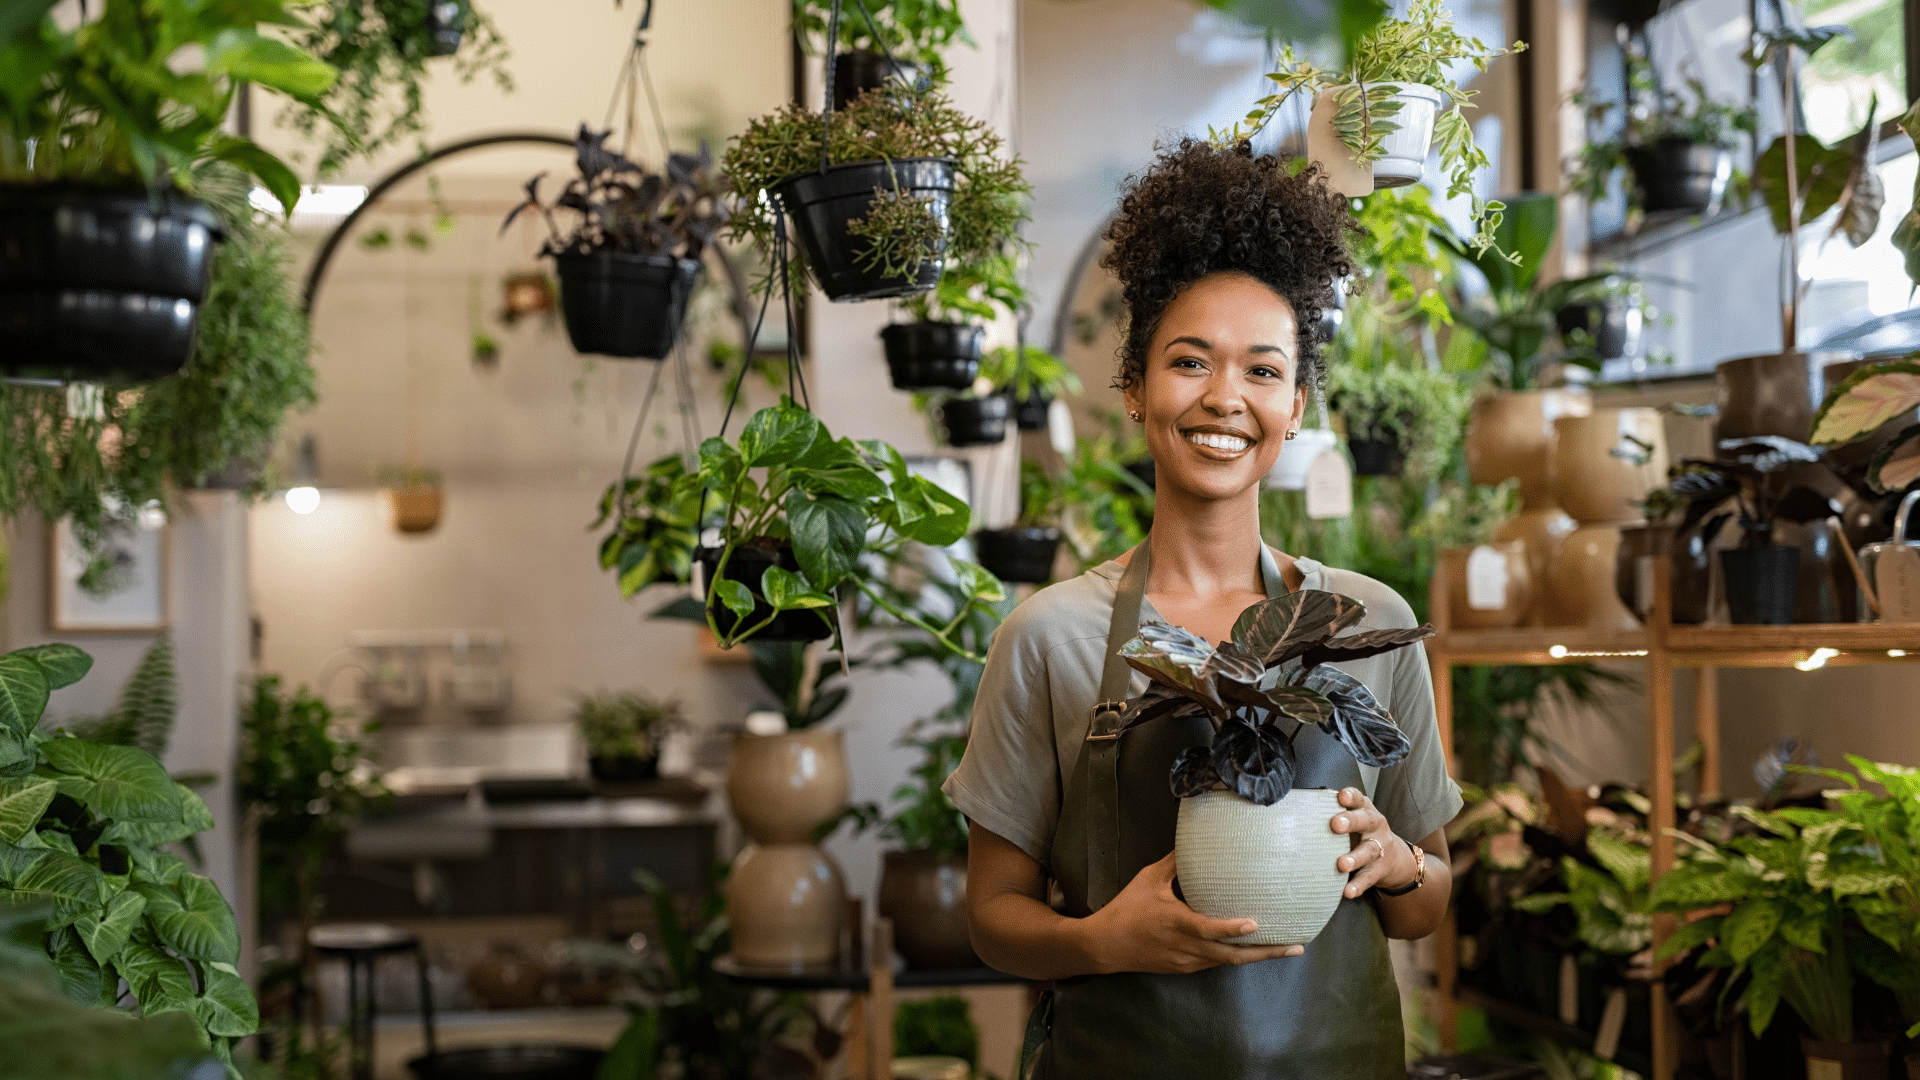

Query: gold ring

[1364,838,1385,862]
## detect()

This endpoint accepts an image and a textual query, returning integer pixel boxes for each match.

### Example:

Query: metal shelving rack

[1427,561,1920,1080]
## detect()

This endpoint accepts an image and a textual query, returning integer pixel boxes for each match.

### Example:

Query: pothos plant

[900,251,1024,325]
[594,453,707,596]
[1565,57,1758,206]
[979,343,1082,404]
[0,644,258,1074]
[1114,591,1432,805]
[1223,0,1524,258]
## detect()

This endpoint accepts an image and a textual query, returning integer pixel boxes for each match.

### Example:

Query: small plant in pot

[503,126,727,359]
[792,0,968,108]
[593,452,706,597]
[1675,437,1828,625]
[882,255,1021,391]
[722,84,1029,302]
[1228,0,1523,256]
[577,689,683,782]
[1115,590,1433,944]
[980,340,1082,430]
[1566,58,1757,215]
[865,728,978,969]
[972,460,1063,584]
[1325,362,1470,478]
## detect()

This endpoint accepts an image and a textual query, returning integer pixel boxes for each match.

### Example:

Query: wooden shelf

[1431,627,1649,665]
[1663,623,1920,668]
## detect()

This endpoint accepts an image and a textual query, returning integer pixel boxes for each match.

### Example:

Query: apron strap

[1085,544,1152,910]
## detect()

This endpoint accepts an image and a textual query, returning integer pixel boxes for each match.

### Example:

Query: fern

[66,635,177,759]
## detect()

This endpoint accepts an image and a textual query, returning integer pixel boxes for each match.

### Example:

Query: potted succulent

[792,0,966,108]
[722,84,1029,302]
[577,689,683,782]
[980,341,1082,430]
[0,0,337,382]
[1566,59,1757,215]
[882,255,1021,390]
[1115,590,1431,944]
[593,452,705,597]
[503,127,726,359]
[1229,0,1523,255]
[973,460,1063,584]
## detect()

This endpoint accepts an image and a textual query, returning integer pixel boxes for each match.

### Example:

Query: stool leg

[365,954,380,1080]
[347,954,370,1080]
[414,946,437,1062]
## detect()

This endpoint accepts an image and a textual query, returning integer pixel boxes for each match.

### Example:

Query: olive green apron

[1024,543,1405,1080]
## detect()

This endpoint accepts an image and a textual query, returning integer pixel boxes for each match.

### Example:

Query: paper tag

[1878,546,1920,623]
[1592,986,1628,1061]
[1805,1056,1844,1080]
[1466,545,1510,610]
[1304,450,1353,520]
[1635,554,1658,616]
[1559,954,1580,1025]
[1047,398,1075,459]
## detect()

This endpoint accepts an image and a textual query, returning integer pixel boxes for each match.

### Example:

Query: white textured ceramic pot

[1174,788,1349,946]
[1369,83,1446,188]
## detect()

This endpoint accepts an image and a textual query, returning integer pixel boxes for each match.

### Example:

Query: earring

[1128,409,1143,422]
[1285,430,1298,441]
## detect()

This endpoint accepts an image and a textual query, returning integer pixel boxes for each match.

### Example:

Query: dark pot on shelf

[409,1045,605,1080]
[695,544,833,642]
[881,321,981,390]
[773,158,954,302]
[554,252,699,359]
[588,755,660,783]
[1723,544,1800,625]
[1013,389,1052,430]
[1347,435,1406,477]
[939,394,1010,447]
[1800,1036,1891,1080]
[1556,294,1641,360]
[395,0,465,57]
[1625,138,1731,213]
[974,527,1060,584]
[0,186,223,382]
[831,51,928,109]
[877,850,978,970]
[1616,523,1716,624]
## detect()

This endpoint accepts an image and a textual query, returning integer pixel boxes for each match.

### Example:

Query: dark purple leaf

[1717,436,1823,474]
[1295,625,1435,671]
[1211,717,1296,806]
[1301,667,1410,767]
[1255,684,1336,727]
[1231,590,1369,665]
[499,172,545,235]
[574,125,638,183]
[1170,745,1222,799]
[1121,623,1225,713]
[1202,640,1265,686]
[1117,683,1205,734]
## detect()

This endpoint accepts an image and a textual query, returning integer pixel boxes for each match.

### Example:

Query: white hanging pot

[1264,428,1339,490]
[1174,787,1350,945]
[1307,83,1448,194]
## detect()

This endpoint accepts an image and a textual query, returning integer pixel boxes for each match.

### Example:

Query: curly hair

[1102,140,1355,394]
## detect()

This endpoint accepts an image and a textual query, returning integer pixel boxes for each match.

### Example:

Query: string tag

[1304,451,1352,520]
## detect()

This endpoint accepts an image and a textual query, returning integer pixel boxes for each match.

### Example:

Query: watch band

[1375,840,1426,897]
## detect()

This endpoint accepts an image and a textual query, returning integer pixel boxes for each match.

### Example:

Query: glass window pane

[1795,0,1905,145]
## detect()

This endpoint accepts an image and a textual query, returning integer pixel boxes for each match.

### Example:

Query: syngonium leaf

[49,926,103,1006]
[1809,359,1920,445]
[1300,667,1411,767]
[136,875,240,964]
[1229,590,1367,665]
[192,962,259,1038]
[1169,745,1222,799]
[14,644,92,690]
[14,851,109,912]
[116,935,197,1016]
[37,740,183,823]
[0,654,50,737]
[74,889,146,967]
[0,776,57,844]
[1210,717,1296,806]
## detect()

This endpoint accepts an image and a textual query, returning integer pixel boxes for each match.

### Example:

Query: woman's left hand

[1329,787,1415,899]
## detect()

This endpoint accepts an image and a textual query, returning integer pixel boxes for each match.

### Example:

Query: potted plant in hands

[0,0,337,382]
[577,690,683,782]
[503,127,727,358]
[723,84,1029,302]
[1566,60,1757,215]
[972,460,1063,584]
[981,341,1082,430]
[1113,590,1432,943]
[792,0,967,108]
[1227,0,1523,253]
[882,255,1021,390]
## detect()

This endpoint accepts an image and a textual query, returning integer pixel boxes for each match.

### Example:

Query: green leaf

[1746,943,1787,1036]
[697,437,744,489]
[598,1009,659,1080]
[37,740,183,823]
[786,492,865,591]
[1655,916,1721,961]
[75,889,146,966]
[0,776,57,843]
[1512,892,1569,913]
[0,730,33,774]
[1652,867,1749,908]
[0,655,50,737]
[0,0,60,45]
[888,475,971,547]
[760,567,832,611]
[192,962,259,1037]
[137,876,240,964]
[15,644,92,690]
[1753,134,1853,235]
[1588,832,1652,895]
[713,579,756,620]
[117,937,196,1016]
[14,851,108,910]
[0,837,47,882]
[737,401,822,468]
[204,29,338,99]
[950,558,1006,604]
[210,135,301,217]
[1723,897,1783,963]
[1777,913,1824,953]
[49,926,104,1006]
[859,439,910,484]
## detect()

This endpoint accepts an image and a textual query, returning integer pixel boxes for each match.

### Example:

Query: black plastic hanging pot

[695,544,833,643]
[1625,138,1730,213]
[939,394,1010,447]
[974,527,1061,584]
[1013,389,1051,430]
[832,51,928,109]
[394,0,465,57]
[554,252,700,359]
[1347,435,1407,477]
[0,186,223,382]
[1722,544,1799,625]
[1556,295,1639,360]
[773,158,954,302]
[881,321,981,390]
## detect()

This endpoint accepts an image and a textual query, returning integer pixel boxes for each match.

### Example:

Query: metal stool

[309,923,438,1080]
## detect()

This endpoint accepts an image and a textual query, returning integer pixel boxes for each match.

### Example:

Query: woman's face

[1123,271,1307,505]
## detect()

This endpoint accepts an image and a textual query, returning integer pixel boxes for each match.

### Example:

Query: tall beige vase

[1547,409,1670,630]
[1468,389,1591,625]
[725,728,849,970]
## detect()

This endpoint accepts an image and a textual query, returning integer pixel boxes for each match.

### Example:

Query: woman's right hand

[1079,852,1305,974]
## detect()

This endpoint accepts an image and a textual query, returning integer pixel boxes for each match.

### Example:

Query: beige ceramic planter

[1466,389,1592,509]
[727,728,849,844]
[1173,788,1348,946]
[1440,543,1533,629]
[726,842,846,969]
[1550,524,1641,631]
[1553,408,1669,525]
[1493,507,1579,625]
[878,851,978,970]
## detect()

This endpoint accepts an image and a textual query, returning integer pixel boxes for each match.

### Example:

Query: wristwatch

[1375,840,1426,897]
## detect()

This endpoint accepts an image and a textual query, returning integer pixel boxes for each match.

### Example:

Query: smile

[1183,430,1254,455]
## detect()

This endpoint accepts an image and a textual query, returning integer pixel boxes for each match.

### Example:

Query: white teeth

[1185,431,1251,453]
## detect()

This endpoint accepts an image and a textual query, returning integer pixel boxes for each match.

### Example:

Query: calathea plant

[1116,591,1433,804]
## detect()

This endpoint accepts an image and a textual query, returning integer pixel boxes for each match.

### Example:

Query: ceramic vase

[1440,543,1533,629]
[1492,508,1579,625]
[725,729,849,969]
[1173,788,1349,946]
[877,851,979,970]
[1465,389,1592,507]
[1550,525,1642,632]
[1552,409,1669,525]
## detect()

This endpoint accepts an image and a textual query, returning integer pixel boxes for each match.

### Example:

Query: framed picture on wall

[48,516,170,632]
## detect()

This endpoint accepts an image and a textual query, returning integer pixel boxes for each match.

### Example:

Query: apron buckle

[1087,703,1126,741]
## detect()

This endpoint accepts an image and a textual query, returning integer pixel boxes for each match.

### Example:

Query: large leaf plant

[0,644,257,1074]
[1116,590,1432,805]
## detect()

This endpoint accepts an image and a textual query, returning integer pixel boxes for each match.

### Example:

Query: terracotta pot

[1440,543,1533,629]
[726,842,845,970]
[388,485,443,534]
[1466,389,1593,508]
[1553,408,1669,524]
[877,850,978,970]
[1905,1050,1920,1080]
[1493,506,1579,624]
[1550,524,1641,630]
[1801,1035,1890,1080]
[727,729,848,844]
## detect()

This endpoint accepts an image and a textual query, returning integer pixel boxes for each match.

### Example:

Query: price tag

[1466,545,1510,611]
[1559,954,1579,1025]
[1593,986,1628,1061]
[1304,450,1352,520]
[1048,398,1075,459]
[1877,546,1920,623]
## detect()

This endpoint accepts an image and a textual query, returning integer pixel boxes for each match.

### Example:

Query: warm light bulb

[1548,644,1568,659]
[285,486,321,514]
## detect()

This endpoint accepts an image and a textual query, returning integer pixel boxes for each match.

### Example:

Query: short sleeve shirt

[943,554,1462,870]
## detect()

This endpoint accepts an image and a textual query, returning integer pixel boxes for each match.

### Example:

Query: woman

[942,140,1460,1078]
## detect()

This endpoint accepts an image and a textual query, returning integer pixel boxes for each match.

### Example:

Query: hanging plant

[503,126,729,359]
[592,452,707,596]
[979,342,1080,429]
[1565,58,1757,214]
[972,460,1064,584]
[283,0,512,178]
[722,84,1030,301]
[884,254,1023,390]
